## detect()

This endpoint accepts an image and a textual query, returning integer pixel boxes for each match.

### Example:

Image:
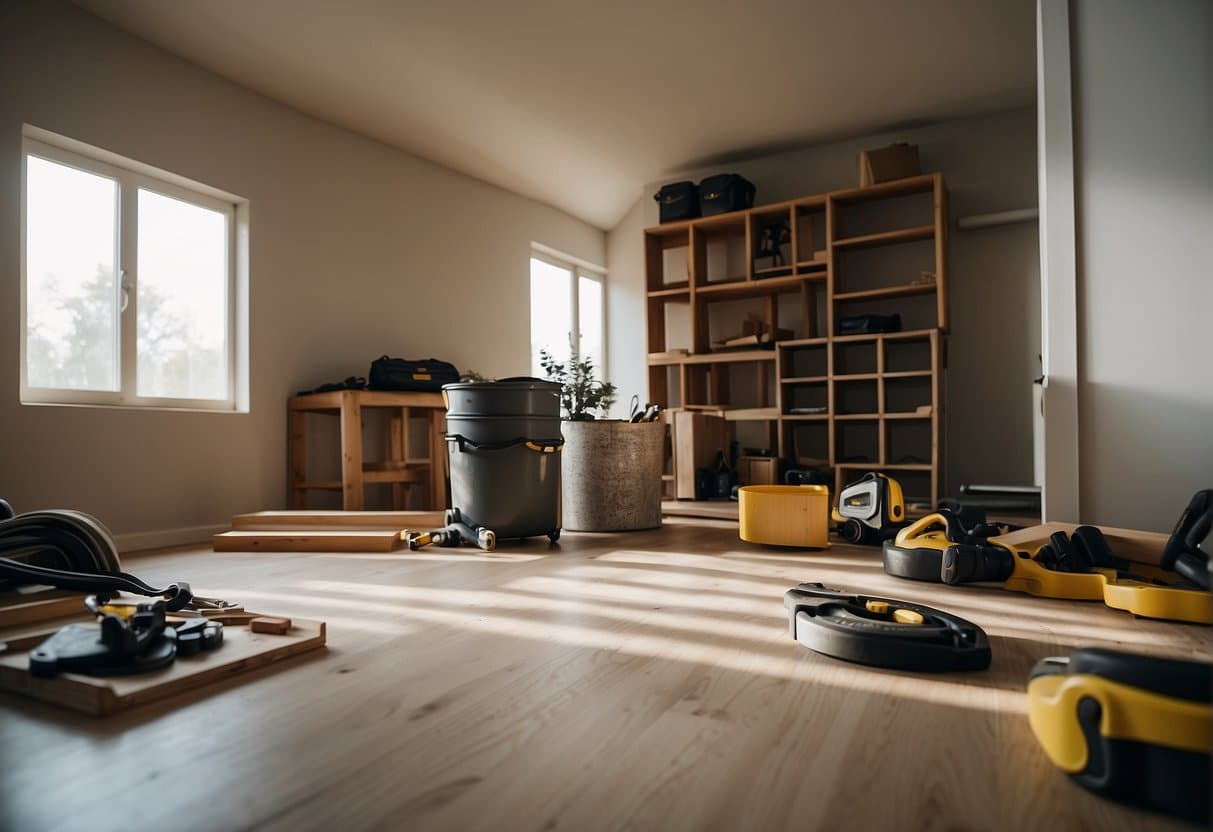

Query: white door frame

[1035,0,1081,522]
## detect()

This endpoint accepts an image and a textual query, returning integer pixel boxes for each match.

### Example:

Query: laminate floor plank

[0,520,1203,832]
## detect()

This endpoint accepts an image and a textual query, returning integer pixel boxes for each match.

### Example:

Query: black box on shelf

[653,181,700,223]
[698,173,756,216]
[838,313,902,336]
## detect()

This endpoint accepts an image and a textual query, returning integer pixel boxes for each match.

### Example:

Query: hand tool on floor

[830,472,908,545]
[405,508,498,552]
[882,491,1213,624]
[1028,648,1211,823]
[783,583,991,672]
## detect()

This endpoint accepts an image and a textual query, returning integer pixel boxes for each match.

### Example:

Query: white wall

[0,1,604,546]
[607,109,1041,497]
[1067,0,1213,531]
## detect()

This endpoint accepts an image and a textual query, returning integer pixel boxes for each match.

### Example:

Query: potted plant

[540,349,665,532]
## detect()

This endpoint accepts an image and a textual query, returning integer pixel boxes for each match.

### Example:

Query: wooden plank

[339,391,364,511]
[212,530,406,553]
[289,409,307,509]
[992,522,1170,565]
[231,511,445,530]
[673,411,726,500]
[0,615,325,716]
[660,499,739,521]
[0,590,86,630]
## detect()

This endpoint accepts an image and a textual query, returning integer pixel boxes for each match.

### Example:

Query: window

[529,247,606,378]
[21,127,247,410]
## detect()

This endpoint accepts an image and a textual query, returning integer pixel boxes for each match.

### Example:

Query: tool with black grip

[783,583,991,672]
[1028,648,1211,823]
[881,491,1213,624]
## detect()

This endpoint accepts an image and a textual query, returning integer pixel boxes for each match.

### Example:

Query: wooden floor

[1,519,1206,831]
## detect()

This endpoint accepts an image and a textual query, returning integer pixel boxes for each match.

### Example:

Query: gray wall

[0,2,604,547]
[607,108,1041,497]
[1068,0,1213,530]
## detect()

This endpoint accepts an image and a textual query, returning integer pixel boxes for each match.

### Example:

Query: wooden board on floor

[231,510,444,531]
[661,499,739,521]
[993,522,1171,565]
[0,614,325,716]
[213,530,405,553]
[0,589,87,630]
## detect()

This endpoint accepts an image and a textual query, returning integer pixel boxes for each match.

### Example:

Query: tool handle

[941,544,1015,585]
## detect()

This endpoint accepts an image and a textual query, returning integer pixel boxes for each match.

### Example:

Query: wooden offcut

[230,510,444,531]
[249,616,292,635]
[213,530,405,553]
[673,411,727,500]
[0,589,86,630]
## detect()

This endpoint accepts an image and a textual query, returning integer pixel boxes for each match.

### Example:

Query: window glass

[578,274,603,378]
[24,155,119,391]
[136,189,229,400]
[530,257,573,376]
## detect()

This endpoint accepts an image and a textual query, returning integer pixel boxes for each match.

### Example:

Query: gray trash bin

[443,379,563,541]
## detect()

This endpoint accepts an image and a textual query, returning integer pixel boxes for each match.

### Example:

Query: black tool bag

[698,174,756,216]
[654,181,700,223]
[838,313,902,336]
[368,356,460,392]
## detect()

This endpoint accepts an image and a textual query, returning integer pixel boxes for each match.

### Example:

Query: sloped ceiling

[76,0,1036,229]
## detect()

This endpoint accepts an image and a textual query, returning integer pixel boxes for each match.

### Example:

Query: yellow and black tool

[881,493,1213,624]
[831,472,907,545]
[784,583,991,672]
[1028,648,1211,822]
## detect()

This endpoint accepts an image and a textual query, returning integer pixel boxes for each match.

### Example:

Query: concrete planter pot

[560,419,665,532]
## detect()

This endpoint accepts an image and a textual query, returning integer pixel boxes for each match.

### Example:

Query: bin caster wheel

[548,529,560,544]
[478,529,497,552]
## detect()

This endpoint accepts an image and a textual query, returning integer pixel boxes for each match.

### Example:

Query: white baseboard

[115,523,227,554]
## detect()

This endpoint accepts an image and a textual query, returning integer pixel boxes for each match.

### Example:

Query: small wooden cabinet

[645,173,948,509]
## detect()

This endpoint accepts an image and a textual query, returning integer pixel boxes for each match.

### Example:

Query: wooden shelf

[697,272,825,299]
[833,224,935,250]
[794,259,828,270]
[782,413,830,421]
[647,285,690,298]
[645,220,694,238]
[684,350,777,365]
[753,265,794,278]
[834,413,881,421]
[833,328,936,344]
[836,462,933,471]
[780,376,828,384]
[649,349,778,366]
[777,337,829,348]
[723,407,779,421]
[833,282,937,302]
[883,411,933,420]
[883,370,933,379]
[834,373,879,381]
[830,173,939,204]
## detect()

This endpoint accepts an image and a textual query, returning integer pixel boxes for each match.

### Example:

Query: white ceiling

[76,0,1036,230]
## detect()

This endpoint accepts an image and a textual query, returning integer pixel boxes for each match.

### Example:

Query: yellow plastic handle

[894,512,949,546]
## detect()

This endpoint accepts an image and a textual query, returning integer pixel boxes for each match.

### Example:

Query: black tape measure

[784,583,991,672]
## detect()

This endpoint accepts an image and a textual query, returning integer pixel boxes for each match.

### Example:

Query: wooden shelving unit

[644,172,948,506]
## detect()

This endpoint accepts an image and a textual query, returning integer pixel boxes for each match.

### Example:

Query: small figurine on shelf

[755,220,791,268]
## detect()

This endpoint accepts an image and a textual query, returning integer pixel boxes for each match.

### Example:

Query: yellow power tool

[831,472,907,546]
[881,494,1213,624]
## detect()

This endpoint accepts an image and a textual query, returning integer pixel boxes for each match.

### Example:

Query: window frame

[529,244,607,379]
[20,129,245,412]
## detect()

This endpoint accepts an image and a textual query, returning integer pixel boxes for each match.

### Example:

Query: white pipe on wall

[955,208,1039,230]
